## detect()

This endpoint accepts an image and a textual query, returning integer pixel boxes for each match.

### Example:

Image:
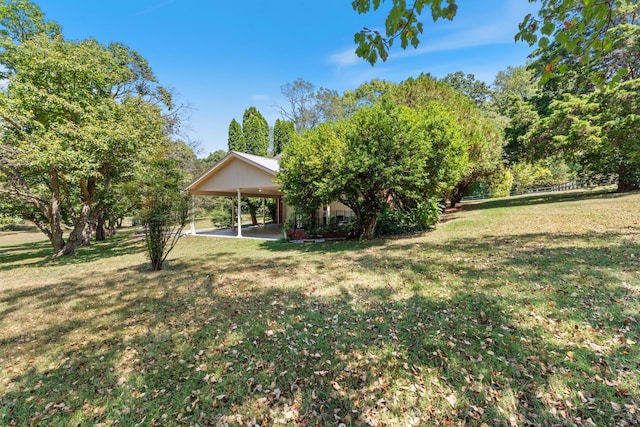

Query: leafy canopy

[351,0,637,84]
[0,0,174,256]
[278,99,466,238]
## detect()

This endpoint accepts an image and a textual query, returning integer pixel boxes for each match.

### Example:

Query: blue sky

[35,0,538,157]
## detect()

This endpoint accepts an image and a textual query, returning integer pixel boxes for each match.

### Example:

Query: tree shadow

[357,230,640,332]
[0,232,144,271]
[461,188,628,211]
[1,235,638,425]
[0,239,53,267]
[259,238,388,254]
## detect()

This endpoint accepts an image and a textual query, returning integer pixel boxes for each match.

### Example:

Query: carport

[185,151,291,238]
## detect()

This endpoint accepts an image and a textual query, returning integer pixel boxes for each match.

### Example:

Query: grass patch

[1,189,639,426]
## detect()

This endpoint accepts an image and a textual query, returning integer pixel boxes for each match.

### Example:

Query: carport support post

[190,195,196,235]
[236,189,242,237]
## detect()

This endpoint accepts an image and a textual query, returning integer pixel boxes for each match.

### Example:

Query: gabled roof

[233,151,280,174]
[185,151,282,197]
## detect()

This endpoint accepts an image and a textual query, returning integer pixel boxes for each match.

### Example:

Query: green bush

[408,200,442,230]
[0,216,25,231]
[375,200,441,237]
[211,209,231,228]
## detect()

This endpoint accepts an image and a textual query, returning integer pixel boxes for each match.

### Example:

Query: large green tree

[0,1,172,256]
[272,119,295,155]
[278,100,466,239]
[341,79,396,116]
[388,74,504,206]
[227,118,245,152]
[242,106,269,156]
[492,65,538,116]
[525,79,640,192]
[226,106,270,225]
[278,78,345,132]
[441,71,492,109]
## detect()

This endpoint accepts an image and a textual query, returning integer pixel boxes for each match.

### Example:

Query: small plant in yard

[140,189,189,270]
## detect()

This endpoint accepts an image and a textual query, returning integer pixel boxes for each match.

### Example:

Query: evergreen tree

[227,118,246,152]
[242,107,269,156]
[273,119,295,155]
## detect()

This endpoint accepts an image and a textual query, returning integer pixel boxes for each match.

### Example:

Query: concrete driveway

[190,223,283,241]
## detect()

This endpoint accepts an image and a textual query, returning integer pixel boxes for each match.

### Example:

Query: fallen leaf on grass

[446,393,457,408]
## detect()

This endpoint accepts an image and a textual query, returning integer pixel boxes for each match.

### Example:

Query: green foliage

[524,79,640,192]
[441,71,492,109]
[516,0,640,83]
[352,0,456,65]
[376,199,441,236]
[511,161,554,194]
[374,206,410,236]
[408,199,442,229]
[227,118,245,152]
[492,66,538,116]
[0,0,60,48]
[279,100,466,239]
[277,124,340,219]
[138,157,189,271]
[140,188,189,271]
[272,119,295,155]
[504,97,541,164]
[0,3,172,257]
[210,208,231,228]
[489,168,514,198]
[389,74,504,206]
[342,79,396,116]
[352,0,638,89]
[342,75,503,207]
[510,159,572,194]
[242,107,269,156]
[203,150,227,167]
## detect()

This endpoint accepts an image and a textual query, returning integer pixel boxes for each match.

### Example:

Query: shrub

[211,209,231,228]
[140,190,189,271]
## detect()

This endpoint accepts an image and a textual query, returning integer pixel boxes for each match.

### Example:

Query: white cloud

[393,22,516,60]
[329,48,360,67]
[251,94,271,102]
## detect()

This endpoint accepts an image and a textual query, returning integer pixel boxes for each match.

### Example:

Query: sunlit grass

[1,189,639,426]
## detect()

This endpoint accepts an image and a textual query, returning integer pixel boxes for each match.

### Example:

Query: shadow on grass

[358,230,640,336]
[0,232,144,271]
[0,239,52,268]
[461,188,629,211]
[1,229,638,425]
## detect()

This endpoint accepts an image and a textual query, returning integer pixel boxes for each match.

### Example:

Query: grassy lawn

[1,189,639,426]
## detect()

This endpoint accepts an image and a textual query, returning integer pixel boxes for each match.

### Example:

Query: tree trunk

[49,170,67,255]
[81,221,93,246]
[95,215,106,241]
[358,199,379,239]
[360,215,378,239]
[617,163,639,192]
[55,179,95,257]
[56,202,90,256]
